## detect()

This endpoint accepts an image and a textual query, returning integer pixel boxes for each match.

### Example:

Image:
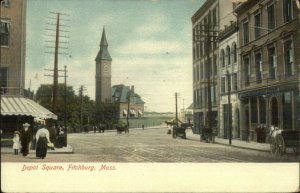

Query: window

[255,52,262,83]
[284,0,293,22]
[193,47,196,60]
[232,42,237,63]
[267,4,275,31]
[1,0,10,8]
[196,65,200,81]
[244,57,250,86]
[212,8,217,25]
[232,73,237,91]
[243,21,249,44]
[193,67,196,81]
[0,68,8,94]
[213,54,217,75]
[254,13,261,39]
[200,41,204,57]
[220,49,225,67]
[268,47,277,80]
[0,21,10,46]
[196,44,200,59]
[226,46,231,66]
[227,74,231,92]
[282,92,292,129]
[251,98,257,123]
[208,57,212,76]
[284,39,294,77]
[259,97,266,124]
[200,63,204,79]
[194,90,198,108]
[221,77,226,93]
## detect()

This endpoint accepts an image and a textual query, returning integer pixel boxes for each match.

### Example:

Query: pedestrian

[35,119,51,159]
[12,131,21,155]
[20,123,31,156]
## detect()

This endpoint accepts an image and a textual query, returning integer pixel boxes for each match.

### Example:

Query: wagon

[172,126,186,139]
[270,129,299,156]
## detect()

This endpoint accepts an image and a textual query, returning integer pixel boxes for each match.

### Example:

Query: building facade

[95,27,112,105]
[218,22,240,139]
[191,0,236,134]
[235,0,300,141]
[0,0,27,96]
[111,85,145,119]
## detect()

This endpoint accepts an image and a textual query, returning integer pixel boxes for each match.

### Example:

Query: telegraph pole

[127,92,130,128]
[79,85,87,132]
[193,11,218,140]
[226,71,232,145]
[175,92,178,126]
[64,65,67,144]
[45,11,70,115]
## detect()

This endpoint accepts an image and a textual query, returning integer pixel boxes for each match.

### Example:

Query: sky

[25,0,205,113]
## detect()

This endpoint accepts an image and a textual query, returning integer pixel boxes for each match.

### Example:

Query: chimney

[131,85,135,93]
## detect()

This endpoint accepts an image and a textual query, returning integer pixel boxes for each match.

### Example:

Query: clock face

[103,64,108,71]
[103,63,109,75]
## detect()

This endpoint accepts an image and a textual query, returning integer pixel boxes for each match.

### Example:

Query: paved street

[1,127,298,162]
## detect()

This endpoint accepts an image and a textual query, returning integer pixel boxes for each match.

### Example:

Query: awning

[123,109,127,115]
[130,109,136,115]
[138,110,143,115]
[1,96,57,120]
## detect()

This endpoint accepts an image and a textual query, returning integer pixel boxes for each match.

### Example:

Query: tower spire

[100,26,108,46]
[95,26,112,61]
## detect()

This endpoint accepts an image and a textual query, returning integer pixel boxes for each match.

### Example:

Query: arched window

[232,42,237,63]
[220,49,225,67]
[226,46,231,65]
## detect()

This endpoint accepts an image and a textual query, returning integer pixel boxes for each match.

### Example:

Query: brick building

[235,0,300,141]
[0,0,26,96]
[191,0,236,134]
[95,27,112,105]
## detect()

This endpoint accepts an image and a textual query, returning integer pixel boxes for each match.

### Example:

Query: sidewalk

[1,145,73,154]
[186,130,270,152]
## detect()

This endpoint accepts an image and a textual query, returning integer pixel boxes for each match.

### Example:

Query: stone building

[0,0,26,96]
[111,85,145,119]
[191,0,236,134]
[218,21,240,139]
[235,0,300,141]
[95,27,112,105]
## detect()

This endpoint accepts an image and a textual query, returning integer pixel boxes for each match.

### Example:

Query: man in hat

[20,123,31,156]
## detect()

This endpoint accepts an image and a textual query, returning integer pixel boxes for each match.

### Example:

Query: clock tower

[95,27,112,104]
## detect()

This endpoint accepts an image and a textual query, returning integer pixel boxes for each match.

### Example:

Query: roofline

[191,0,217,24]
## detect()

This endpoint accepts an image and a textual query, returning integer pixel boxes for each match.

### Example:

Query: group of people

[12,119,52,159]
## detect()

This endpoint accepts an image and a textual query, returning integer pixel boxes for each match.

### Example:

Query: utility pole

[45,11,70,115]
[193,11,218,139]
[175,92,178,126]
[79,85,86,132]
[64,65,67,145]
[127,92,130,128]
[226,71,232,145]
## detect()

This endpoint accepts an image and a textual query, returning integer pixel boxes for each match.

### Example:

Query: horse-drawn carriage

[268,126,299,156]
[115,124,129,134]
[172,126,187,139]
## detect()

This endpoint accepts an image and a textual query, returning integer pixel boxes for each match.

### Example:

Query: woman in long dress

[20,123,31,156]
[35,121,51,159]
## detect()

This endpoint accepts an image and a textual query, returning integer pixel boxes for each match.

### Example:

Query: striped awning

[0,96,57,120]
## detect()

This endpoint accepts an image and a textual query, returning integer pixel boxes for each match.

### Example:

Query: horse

[116,124,129,134]
[267,125,285,155]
